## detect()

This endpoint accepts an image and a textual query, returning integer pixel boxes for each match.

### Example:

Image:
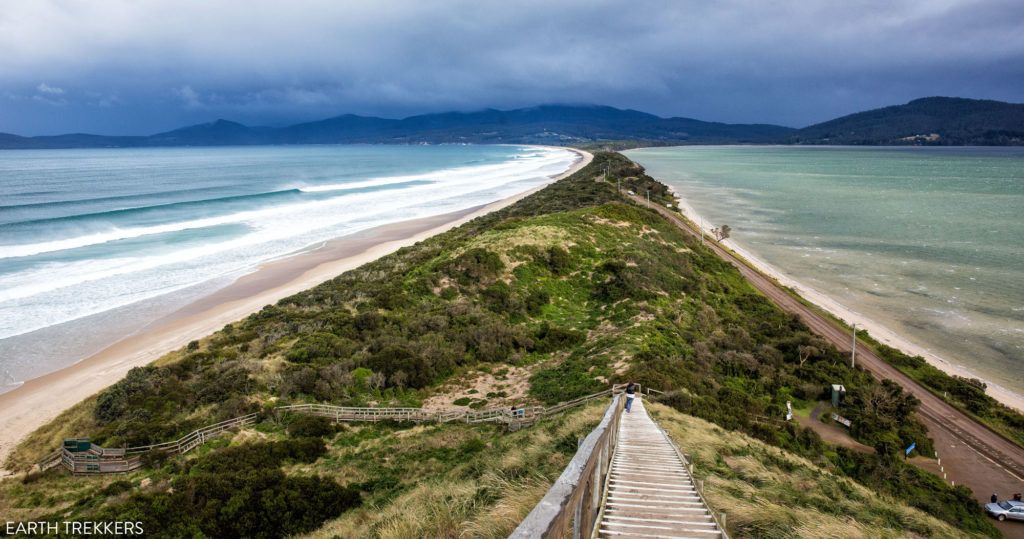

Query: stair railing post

[591,448,602,533]
[573,491,583,539]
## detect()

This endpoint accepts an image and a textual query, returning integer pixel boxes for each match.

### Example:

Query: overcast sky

[2,0,1023,135]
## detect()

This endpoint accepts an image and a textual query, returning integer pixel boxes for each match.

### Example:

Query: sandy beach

[668,188,1024,413]
[0,148,592,471]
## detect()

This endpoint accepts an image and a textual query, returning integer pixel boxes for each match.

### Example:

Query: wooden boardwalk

[596,398,721,538]
[40,388,617,475]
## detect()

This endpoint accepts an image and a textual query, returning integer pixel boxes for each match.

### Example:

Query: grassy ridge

[2,152,1002,536]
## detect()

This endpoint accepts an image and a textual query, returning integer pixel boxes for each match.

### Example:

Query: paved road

[625,193,1024,537]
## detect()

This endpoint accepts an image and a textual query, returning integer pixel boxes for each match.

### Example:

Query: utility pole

[646,189,650,207]
[851,323,858,368]
[700,216,705,245]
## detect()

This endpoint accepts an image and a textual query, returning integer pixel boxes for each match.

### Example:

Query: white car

[985,500,1024,522]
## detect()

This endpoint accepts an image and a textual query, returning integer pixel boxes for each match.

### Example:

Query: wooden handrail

[45,412,260,474]
[124,412,259,454]
[510,395,623,538]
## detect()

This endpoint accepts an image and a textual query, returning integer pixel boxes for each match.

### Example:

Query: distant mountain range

[1,97,1022,149]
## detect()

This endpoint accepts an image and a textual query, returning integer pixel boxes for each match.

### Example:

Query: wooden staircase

[596,398,722,538]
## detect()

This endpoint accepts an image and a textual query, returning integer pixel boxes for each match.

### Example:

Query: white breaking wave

[0,146,578,339]
[0,148,571,261]
[297,177,429,193]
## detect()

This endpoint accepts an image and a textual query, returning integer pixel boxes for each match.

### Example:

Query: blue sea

[627,146,1024,397]
[0,145,577,391]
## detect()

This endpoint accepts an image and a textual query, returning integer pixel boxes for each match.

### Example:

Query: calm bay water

[0,145,576,391]
[627,146,1024,395]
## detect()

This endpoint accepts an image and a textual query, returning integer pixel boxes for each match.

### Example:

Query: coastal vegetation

[651,403,984,538]
[2,403,606,538]
[3,152,1007,536]
[865,334,1024,447]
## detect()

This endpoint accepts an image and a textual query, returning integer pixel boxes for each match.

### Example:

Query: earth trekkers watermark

[5,521,144,536]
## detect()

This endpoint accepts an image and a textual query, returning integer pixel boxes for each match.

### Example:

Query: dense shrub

[524,288,551,316]
[592,259,651,302]
[286,332,353,364]
[94,366,163,424]
[193,439,327,474]
[80,439,356,538]
[91,468,357,538]
[547,246,572,275]
[451,248,504,283]
[287,415,336,438]
[533,322,585,353]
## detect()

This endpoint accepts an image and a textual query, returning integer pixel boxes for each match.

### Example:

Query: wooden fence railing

[38,413,259,475]
[123,413,260,456]
[40,385,665,476]
[510,395,623,538]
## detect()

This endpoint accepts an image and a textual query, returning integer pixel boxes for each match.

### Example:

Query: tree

[712,224,732,241]
[797,345,820,366]
[797,335,827,366]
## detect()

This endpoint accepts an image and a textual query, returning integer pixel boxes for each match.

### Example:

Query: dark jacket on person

[625,383,636,395]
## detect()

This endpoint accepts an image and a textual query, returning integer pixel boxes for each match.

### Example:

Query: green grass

[650,403,988,538]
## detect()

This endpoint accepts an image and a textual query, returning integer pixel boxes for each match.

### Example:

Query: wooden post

[591,450,602,529]
[573,489,583,539]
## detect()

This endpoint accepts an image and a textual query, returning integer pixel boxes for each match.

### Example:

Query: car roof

[1006,500,1024,507]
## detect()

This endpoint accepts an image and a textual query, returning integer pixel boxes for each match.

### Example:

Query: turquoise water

[627,146,1024,395]
[0,145,577,390]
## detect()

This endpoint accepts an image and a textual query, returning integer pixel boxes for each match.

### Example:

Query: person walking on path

[625,382,637,413]
[991,493,999,504]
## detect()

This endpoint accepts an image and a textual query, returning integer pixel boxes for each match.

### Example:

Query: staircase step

[598,399,720,538]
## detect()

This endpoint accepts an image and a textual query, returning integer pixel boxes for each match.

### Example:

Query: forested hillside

[3,153,1000,537]
[792,97,1024,145]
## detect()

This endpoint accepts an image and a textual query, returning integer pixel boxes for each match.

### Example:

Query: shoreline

[0,147,593,471]
[666,186,1024,413]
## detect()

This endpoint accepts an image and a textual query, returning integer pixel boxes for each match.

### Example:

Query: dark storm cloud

[2,0,1023,135]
